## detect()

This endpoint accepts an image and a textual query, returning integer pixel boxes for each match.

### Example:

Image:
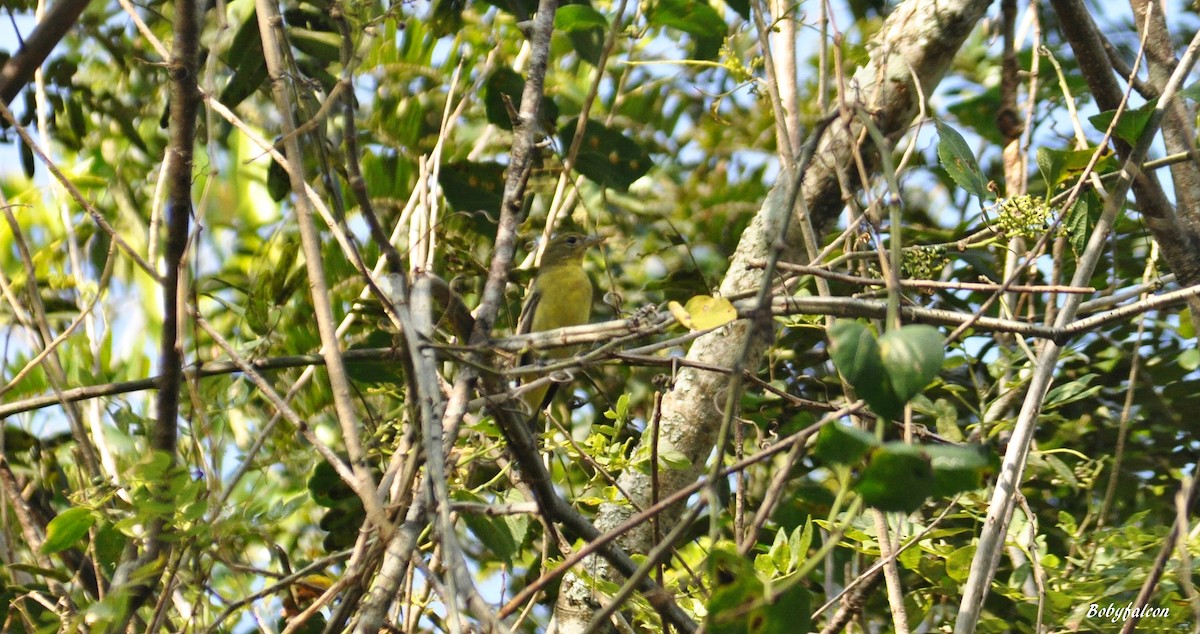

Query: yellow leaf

[685,295,737,330]
[669,295,737,331]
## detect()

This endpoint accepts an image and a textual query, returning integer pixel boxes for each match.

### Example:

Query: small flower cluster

[902,245,951,280]
[994,194,1053,239]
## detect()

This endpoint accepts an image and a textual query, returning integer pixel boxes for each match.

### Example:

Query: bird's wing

[517,284,541,336]
[516,284,542,367]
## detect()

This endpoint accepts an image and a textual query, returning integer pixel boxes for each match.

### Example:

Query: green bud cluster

[902,245,951,280]
[995,195,1053,239]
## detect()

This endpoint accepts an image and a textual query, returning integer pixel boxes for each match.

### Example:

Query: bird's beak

[586,235,607,248]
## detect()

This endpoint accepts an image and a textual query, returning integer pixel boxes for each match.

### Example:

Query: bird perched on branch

[517,232,605,424]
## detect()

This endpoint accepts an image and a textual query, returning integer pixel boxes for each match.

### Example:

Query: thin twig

[766,261,1095,294]
[955,15,1200,632]
[0,202,101,480]
[0,101,160,281]
[1118,469,1200,634]
[0,0,91,105]
[254,0,389,538]
[499,403,856,621]
[580,504,706,634]
[9,280,1200,420]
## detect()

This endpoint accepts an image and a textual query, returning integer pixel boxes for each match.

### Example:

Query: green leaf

[658,448,691,470]
[219,9,268,110]
[457,492,519,560]
[828,321,906,419]
[1062,192,1095,256]
[1041,453,1079,488]
[93,522,126,565]
[827,321,883,390]
[361,148,416,200]
[725,0,749,20]
[9,562,74,582]
[288,27,341,63]
[441,161,506,215]
[613,393,630,421]
[707,547,766,634]
[878,325,944,403]
[567,27,606,66]
[1179,81,1200,102]
[924,397,965,443]
[935,120,990,200]
[180,498,208,523]
[749,583,812,634]
[1180,348,1200,371]
[604,393,631,423]
[926,444,992,497]
[768,527,790,573]
[246,272,276,336]
[1043,373,1100,408]
[137,451,174,481]
[855,444,934,513]
[812,422,879,465]
[788,517,813,573]
[645,266,712,303]
[897,542,922,570]
[499,489,531,546]
[753,550,775,576]
[484,68,559,131]
[555,4,608,30]
[1036,147,1064,191]
[1036,146,1116,191]
[1089,101,1157,144]
[66,96,87,143]
[691,34,723,62]
[42,507,96,555]
[647,0,727,39]
[945,545,975,582]
[559,117,652,190]
[484,69,523,127]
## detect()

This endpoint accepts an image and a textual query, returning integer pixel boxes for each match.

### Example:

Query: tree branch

[554,0,993,627]
[8,280,1200,420]
[0,0,92,107]
[1050,0,1200,321]
[955,22,1200,633]
[107,0,200,616]
[253,0,389,539]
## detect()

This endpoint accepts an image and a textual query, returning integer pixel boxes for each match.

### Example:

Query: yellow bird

[517,232,605,422]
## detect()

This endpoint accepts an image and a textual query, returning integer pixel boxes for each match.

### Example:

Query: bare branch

[0,0,91,106]
[253,0,388,539]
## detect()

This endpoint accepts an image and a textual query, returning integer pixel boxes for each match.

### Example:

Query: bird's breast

[530,268,594,357]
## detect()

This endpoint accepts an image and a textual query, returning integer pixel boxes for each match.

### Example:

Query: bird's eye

[566,236,578,245]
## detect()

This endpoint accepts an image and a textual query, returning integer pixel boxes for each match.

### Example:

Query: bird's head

[540,233,605,267]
